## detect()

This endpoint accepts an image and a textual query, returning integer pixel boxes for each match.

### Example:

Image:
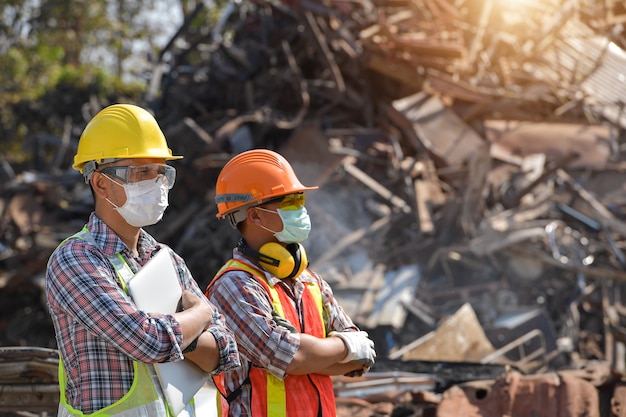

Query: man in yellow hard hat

[46,104,239,417]
[205,149,376,417]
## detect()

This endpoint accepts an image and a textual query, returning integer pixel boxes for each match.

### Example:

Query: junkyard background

[3,0,626,415]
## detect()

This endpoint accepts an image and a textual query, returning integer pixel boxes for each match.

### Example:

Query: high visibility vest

[207,259,336,417]
[53,227,193,417]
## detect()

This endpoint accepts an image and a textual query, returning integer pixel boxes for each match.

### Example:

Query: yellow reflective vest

[54,228,192,417]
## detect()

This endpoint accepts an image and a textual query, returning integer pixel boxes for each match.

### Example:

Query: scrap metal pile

[3,0,626,415]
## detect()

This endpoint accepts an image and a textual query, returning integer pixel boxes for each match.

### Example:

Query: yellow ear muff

[258,242,308,279]
[288,243,308,278]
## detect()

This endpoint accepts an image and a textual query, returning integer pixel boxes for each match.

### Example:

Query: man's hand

[180,290,213,325]
[330,330,376,368]
[181,290,208,311]
[174,290,214,347]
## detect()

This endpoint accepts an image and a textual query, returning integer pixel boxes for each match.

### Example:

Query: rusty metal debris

[3,0,626,415]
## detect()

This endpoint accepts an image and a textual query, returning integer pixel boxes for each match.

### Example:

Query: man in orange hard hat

[46,104,239,417]
[205,149,376,417]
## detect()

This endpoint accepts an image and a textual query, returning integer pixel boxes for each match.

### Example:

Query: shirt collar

[87,212,160,261]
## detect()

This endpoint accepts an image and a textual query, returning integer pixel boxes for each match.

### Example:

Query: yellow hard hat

[73,104,182,174]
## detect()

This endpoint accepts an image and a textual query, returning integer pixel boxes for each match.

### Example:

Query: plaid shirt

[206,250,359,416]
[46,213,239,413]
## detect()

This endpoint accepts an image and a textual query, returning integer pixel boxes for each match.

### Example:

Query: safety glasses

[98,164,176,189]
[262,193,306,210]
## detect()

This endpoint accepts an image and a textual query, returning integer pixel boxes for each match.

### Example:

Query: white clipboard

[127,249,210,416]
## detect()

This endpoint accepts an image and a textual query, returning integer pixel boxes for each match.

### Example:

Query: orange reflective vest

[207,259,336,417]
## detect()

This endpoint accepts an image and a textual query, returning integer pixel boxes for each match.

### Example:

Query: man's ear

[246,207,261,225]
[90,172,109,200]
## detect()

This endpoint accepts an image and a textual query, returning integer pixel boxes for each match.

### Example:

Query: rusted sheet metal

[390,303,496,363]
[437,369,600,417]
[484,120,615,170]
[392,93,486,168]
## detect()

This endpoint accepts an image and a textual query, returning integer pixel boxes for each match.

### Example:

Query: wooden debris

[4,0,626,414]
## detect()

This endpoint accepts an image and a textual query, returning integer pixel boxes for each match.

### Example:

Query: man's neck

[115,226,141,257]
[95,207,141,256]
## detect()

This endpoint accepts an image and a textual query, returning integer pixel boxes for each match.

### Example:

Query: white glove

[330,330,376,367]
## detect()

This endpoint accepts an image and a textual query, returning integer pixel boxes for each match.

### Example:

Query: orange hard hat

[215,149,318,221]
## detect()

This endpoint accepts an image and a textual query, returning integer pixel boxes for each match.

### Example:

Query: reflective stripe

[107,253,134,292]
[214,261,285,317]
[55,227,193,417]
[57,400,166,417]
[305,282,324,337]
[57,360,166,417]
[266,374,286,417]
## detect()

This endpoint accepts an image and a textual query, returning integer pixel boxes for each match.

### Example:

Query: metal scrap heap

[2,0,626,415]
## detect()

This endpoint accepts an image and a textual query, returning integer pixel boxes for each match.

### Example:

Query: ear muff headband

[238,239,308,279]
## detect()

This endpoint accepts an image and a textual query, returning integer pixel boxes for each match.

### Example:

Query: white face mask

[104,175,169,227]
